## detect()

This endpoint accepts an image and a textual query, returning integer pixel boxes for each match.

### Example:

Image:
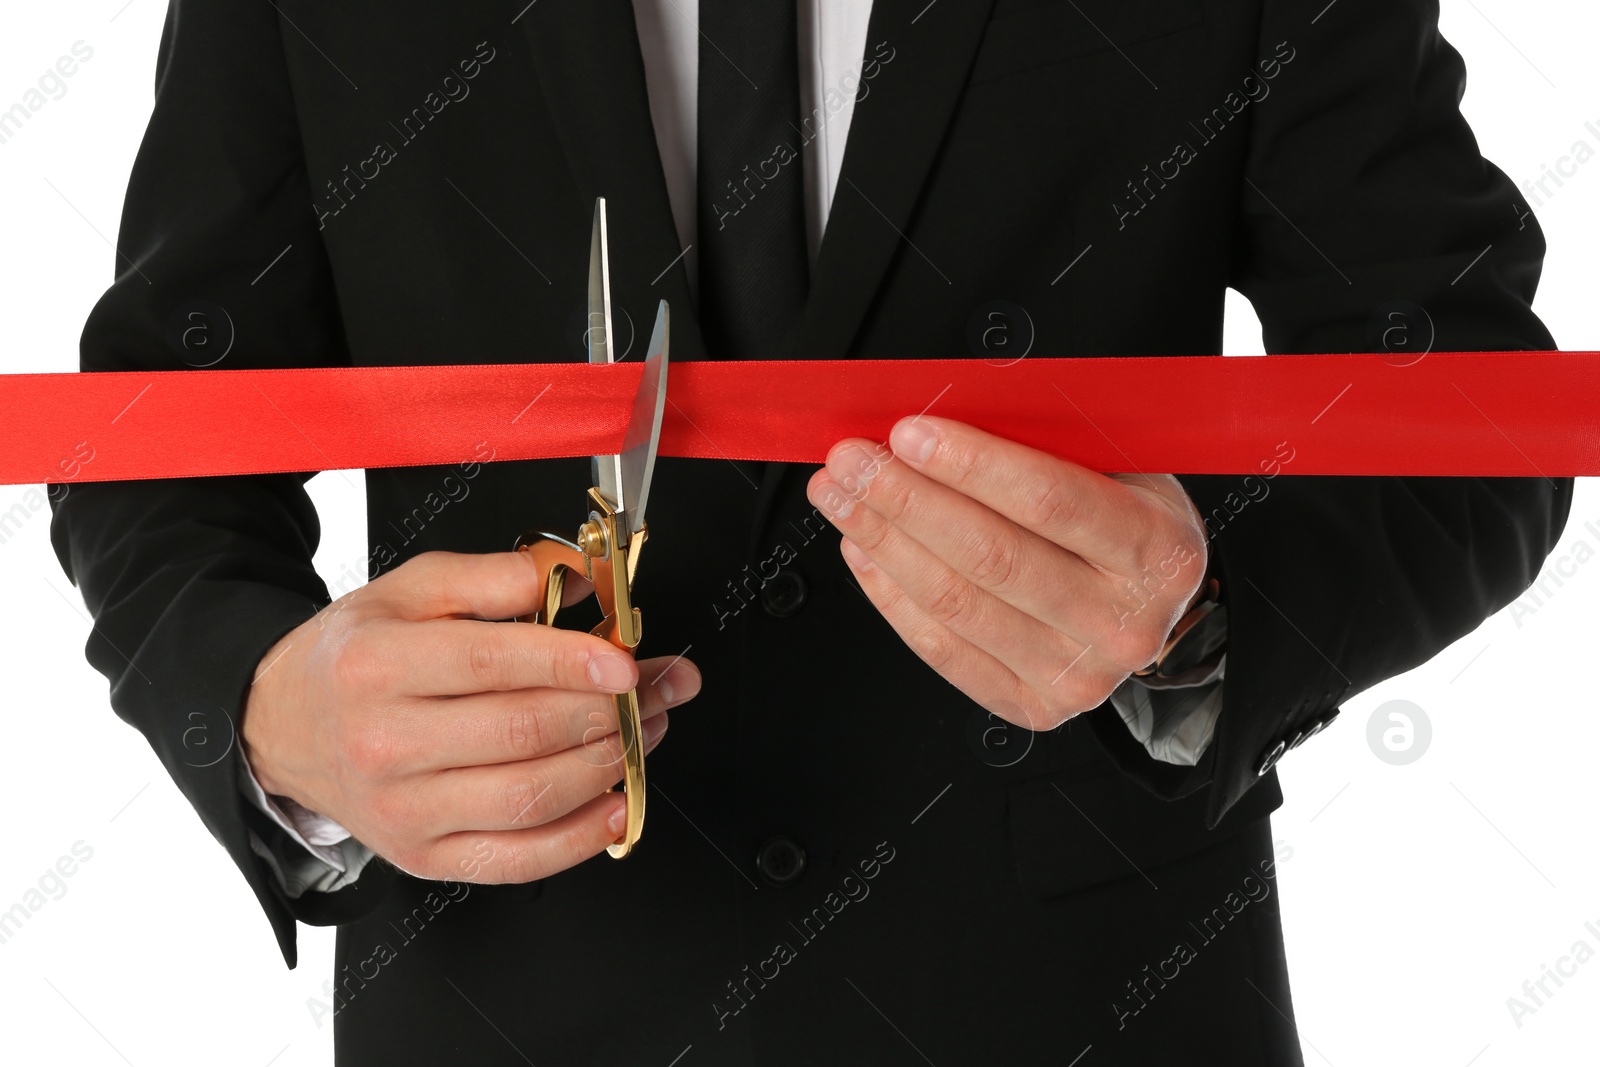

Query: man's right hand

[240,550,699,884]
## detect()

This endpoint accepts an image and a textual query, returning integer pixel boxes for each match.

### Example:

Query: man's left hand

[805,417,1209,731]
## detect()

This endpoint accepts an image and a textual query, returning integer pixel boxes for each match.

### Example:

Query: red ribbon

[6,352,1598,486]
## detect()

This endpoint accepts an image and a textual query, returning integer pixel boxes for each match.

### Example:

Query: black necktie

[696,0,811,360]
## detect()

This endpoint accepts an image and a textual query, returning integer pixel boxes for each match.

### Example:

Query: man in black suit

[50,0,1569,1063]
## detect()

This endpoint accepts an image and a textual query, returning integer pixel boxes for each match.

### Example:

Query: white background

[1,2,1596,1064]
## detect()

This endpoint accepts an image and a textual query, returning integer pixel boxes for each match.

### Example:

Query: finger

[398,656,700,772]
[411,712,670,836]
[378,616,638,697]
[883,417,1157,574]
[559,570,596,609]
[815,476,1120,689]
[810,447,1112,634]
[412,791,632,884]
[362,550,557,622]
[836,539,1077,730]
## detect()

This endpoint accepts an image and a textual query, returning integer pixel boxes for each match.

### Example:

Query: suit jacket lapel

[797,0,998,360]
[518,1,709,359]
[518,0,996,364]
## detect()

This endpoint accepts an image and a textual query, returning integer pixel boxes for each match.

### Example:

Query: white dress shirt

[241,0,1224,895]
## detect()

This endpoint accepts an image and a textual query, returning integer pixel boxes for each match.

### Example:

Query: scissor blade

[617,300,669,539]
[587,198,614,366]
[588,198,624,509]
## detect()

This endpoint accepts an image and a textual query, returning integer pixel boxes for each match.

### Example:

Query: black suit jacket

[51,0,1569,1062]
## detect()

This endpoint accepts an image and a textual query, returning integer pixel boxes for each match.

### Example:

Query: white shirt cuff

[1108,653,1226,766]
[236,748,376,896]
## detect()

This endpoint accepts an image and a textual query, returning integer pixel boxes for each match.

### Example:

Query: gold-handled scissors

[515,197,668,859]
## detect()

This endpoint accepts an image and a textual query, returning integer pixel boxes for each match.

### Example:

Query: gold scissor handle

[515,490,647,858]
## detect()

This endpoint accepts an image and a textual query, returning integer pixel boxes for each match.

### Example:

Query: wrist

[240,627,301,799]
[1134,574,1225,685]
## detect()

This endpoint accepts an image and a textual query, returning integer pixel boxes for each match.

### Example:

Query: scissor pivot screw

[578,521,607,557]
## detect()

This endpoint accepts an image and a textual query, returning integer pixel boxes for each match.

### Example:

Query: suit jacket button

[1290,708,1341,749]
[755,835,807,887]
[1256,739,1287,777]
[760,569,807,618]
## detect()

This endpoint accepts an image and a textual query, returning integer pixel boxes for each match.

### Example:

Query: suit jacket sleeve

[47,0,397,969]
[1087,0,1573,827]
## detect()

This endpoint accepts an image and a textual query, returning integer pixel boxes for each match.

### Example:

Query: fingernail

[588,654,635,692]
[890,419,938,465]
[607,797,629,835]
[656,662,701,705]
[840,537,874,571]
[812,478,855,521]
[643,712,669,746]
[827,444,875,488]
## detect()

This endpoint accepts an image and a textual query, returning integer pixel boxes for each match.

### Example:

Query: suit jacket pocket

[968,0,1205,87]
[1006,760,1282,900]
